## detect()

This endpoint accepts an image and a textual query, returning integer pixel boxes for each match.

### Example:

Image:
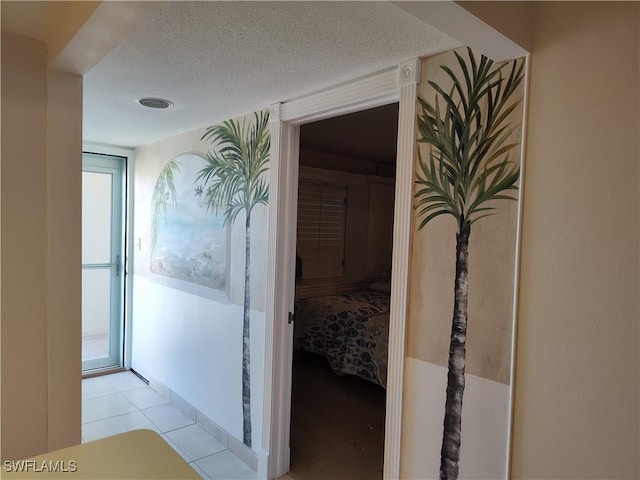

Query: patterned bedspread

[294,290,390,388]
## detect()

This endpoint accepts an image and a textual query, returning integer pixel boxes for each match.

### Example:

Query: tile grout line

[82,385,149,401]
[82,374,252,479]
[82,409,149,427]
[163,426,229,462]
[137,404,196,434]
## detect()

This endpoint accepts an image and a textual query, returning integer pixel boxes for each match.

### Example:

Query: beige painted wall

[1,32,83,460]
[0,1,100,61]
[510,3,639,478]
[456,1,533,53]
[1,31,49,461]
[46,69,83,453]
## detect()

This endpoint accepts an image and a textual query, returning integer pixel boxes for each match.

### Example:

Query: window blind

[296,181,347,278]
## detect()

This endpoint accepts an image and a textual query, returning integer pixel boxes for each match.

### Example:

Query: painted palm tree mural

[150,159,181,258]
[415,48,524,479]
[196,111,270,448]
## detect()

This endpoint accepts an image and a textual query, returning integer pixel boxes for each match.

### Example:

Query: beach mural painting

[150,154,229,294]
[410,47,525,479]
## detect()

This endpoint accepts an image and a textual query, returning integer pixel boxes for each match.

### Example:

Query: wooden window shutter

[296,181,347,278]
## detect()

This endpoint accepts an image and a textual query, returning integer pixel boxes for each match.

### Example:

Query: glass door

[82,153,125,372]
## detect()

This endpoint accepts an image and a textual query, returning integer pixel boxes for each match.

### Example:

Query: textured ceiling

[83,1,461,148]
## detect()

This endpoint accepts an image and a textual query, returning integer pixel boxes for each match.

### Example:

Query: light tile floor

[82,372,258,479]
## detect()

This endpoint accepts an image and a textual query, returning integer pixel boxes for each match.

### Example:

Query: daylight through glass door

[82,153,125,372]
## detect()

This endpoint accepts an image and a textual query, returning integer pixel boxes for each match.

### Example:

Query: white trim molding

[506,54,531,478]
[398,58,422,88]
[280,68,399,124]
[383,59,421,480]
[263,62,417,479]
[261,102,298,478]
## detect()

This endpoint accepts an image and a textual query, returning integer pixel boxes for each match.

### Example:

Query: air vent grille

[138,97,173,109]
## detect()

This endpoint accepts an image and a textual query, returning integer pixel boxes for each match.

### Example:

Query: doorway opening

[289,103,399,479]
[81,152,127,373]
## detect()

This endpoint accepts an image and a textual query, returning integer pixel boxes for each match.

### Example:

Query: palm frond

[415,47,524,233]
[151,159,181,255]
[198,110,270,225]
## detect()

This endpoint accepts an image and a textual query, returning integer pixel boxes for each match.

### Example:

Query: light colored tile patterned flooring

[82,372,258,479]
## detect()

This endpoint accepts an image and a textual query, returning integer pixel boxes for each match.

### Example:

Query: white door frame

[81,153,126,371]
[261,59,422,479]
[83,142,135,370]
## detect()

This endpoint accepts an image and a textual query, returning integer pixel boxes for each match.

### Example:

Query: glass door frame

[82,152,126,372]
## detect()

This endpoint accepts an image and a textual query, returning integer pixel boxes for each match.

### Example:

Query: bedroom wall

[296,166,394,298]
[295,161,395,294]
[131,112,270,451]
[300,149,379,176]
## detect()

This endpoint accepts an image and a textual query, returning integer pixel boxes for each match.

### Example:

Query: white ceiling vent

[138,97,173,109]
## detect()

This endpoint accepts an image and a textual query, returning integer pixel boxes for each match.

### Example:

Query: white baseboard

[148,377,258,473]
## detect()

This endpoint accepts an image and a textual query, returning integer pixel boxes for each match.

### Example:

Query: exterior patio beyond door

[82,153,125,372]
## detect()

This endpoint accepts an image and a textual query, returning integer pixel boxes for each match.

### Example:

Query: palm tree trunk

[242,213,252,447]
[440,225,470,480]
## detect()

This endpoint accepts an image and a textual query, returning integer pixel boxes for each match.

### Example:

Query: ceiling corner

[50,1,166,75]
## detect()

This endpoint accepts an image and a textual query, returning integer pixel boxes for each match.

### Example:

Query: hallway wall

[1,32,82,460]
[131,114,270,451]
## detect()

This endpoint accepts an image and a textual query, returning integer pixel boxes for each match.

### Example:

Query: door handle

[115,255,120,276]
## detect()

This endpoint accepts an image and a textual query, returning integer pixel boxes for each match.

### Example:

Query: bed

[294,286,391,388]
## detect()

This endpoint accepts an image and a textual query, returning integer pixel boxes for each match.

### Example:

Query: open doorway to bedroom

[289,103,399,479]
